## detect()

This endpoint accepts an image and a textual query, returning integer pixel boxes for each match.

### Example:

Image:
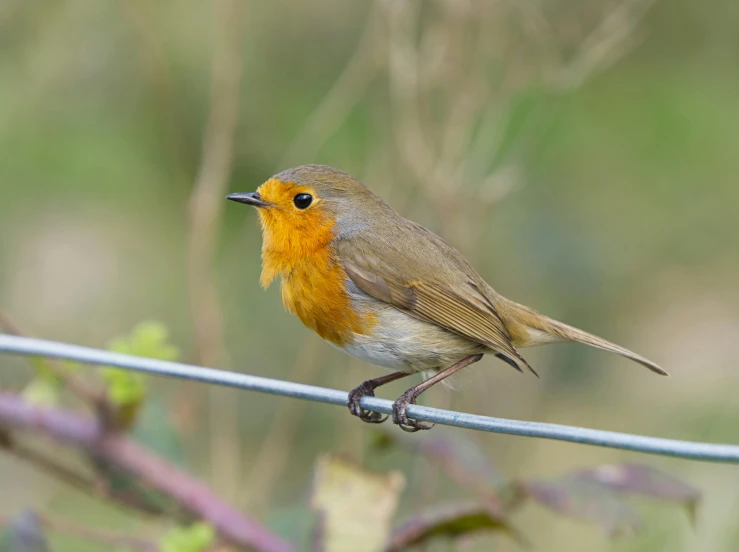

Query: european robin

[227,165,667,431]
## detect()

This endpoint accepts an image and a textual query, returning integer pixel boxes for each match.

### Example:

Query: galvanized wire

[2,333,739,464]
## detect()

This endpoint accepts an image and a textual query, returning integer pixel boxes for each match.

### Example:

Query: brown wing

[336,237,536,375]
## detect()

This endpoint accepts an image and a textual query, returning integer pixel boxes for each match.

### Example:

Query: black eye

[293,193,313,209]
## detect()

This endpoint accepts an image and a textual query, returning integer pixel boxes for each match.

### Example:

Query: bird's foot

[392,391,434,432]
[347,381,387,424]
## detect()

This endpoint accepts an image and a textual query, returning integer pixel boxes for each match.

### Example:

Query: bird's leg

[348,371,412,424]
[392,354,484,432]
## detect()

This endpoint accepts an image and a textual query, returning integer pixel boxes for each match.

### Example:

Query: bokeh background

[1,0,739,550]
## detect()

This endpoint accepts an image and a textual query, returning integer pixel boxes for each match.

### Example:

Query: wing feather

[338,238,534,374]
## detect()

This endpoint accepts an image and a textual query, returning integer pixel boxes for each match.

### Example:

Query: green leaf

[21,378,62,407]
[21,360,80,407]
[107,321,179,361]
[160,522,215,552]
[100,369,148,407]
[91,322,185,511]
[101,321,179,426]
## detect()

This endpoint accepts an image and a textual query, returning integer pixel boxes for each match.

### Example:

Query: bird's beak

[226,192,271,208]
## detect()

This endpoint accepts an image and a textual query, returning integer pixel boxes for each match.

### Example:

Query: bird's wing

[335,231,535,375]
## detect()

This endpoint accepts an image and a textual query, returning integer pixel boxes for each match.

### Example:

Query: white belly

[340,291,487,373]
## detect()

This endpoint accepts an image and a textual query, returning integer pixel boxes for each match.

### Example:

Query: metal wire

[2,333,739,464]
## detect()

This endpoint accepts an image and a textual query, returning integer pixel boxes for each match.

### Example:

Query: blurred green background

[1,0,739,550]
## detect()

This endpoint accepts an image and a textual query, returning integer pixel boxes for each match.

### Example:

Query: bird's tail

[498,298,668,376]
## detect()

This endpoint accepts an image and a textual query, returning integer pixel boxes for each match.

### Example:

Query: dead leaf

[386,502,521,551]
[311,455,405,552]
[524,475,640,537]
[521,463,700,537]
[578,463,700,521]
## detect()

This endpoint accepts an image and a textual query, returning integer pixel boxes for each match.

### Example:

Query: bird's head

[227,164,387,287]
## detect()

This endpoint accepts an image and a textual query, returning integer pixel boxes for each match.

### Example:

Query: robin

[227,165,667,432]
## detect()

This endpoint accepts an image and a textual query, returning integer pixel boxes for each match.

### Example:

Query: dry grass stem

[186,0,246,501]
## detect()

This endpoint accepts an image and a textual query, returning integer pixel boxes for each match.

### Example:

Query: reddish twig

[0,393,294,552]
[2,438,170,516]
[2,437,98,495]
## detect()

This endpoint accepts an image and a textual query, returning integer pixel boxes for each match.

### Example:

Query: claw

[391,393,435,432]
[348,382,387,424]
[361,411,388,424]
[398,420,434,432]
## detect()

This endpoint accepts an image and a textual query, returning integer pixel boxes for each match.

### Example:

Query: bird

[227,164,667,432]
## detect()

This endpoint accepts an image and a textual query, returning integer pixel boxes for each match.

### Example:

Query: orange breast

[255,178,376,345]
[279,247,376,346]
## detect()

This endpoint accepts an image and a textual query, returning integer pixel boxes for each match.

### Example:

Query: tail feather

[498,298,668,376]
[543,318,668,375]
[496,352,539,378]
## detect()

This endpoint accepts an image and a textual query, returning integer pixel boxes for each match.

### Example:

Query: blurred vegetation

[1,0,739,550]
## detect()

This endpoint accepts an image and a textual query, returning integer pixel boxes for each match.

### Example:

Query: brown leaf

[386,502,521,551]
[311,454,405,552]
[523,475,640,537]
[577,463,700,520]
[521,463,700,537]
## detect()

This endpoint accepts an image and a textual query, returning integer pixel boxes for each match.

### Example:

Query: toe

[413,420,435,431]
[348,399,363,417]
[348,387,371,417]
[391,403,406,426]
[392,396,434,431]
[359,411,388,424]
[399,422,421,432]
[348,386,386,423]
[398,419,434,432]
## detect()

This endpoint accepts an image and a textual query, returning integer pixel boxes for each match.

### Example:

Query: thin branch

[0,309,26,336]
[552,0,656,90]
[187,0,246,368]
[1,438,171,516]
[2,437,98,495]
[2,334,739,465]
[120,0,192,180]
[186,0,246,501]
[278,3,384,168]
[381,0,438,186]
[0,390,294,552]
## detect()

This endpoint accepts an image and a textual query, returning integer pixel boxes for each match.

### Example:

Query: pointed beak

[226,192,271,208]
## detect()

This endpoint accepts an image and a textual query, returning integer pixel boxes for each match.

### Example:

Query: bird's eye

[293,193,313,209]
